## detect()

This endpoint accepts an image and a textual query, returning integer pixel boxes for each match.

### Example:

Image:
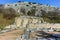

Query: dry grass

[0,13,15,30]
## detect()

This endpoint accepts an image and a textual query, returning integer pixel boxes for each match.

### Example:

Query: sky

[0,0,60,7]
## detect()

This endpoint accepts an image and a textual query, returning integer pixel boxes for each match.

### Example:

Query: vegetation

[20,7,26,15]
[20,7,60,23]
[41,10,60,23]
[27,6,36,16]
[0,7,19,30]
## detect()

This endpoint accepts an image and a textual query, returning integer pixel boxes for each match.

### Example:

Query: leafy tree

[47,11,60,20]
[20,7,26,14]
[27,11,31,16]
[0,8,4,13]
[41,10,47,17]
[3,8,18,19]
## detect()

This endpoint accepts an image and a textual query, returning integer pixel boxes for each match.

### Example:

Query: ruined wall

[15,16,42,28]
[15,16,60,29]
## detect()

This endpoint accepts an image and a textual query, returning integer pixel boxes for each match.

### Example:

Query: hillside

[0,2,60,29]
[0,7,19,30]
[4,2,60,23]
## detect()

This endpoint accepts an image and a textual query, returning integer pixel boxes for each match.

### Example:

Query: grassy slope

[0,13,15,30]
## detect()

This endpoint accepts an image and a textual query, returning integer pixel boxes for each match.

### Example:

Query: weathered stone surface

[15,17,22,28]
[15,16,60,29]
[15,16,42,28]
[22,18,29,27]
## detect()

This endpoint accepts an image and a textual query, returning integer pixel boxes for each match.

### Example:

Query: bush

[3,8,19,19]
[0,8,19,30]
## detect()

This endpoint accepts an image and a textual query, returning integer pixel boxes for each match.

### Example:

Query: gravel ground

[0,29,24,40]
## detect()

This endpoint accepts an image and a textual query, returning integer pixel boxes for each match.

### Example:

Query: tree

[47,11,60,20]
[27,11,31,16]
[0,7,4,13]
[20,7,26,14]
[28,2,32,5]
[3,8,18,19]
[27,6,36,16]
[32,2,36,4]
[41,10,47,17]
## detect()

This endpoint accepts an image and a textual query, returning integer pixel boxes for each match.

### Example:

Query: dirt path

[0,29,24,40]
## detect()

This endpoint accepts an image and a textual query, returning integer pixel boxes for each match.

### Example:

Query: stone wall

[15,16,43,28]
[15,16,60,29]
